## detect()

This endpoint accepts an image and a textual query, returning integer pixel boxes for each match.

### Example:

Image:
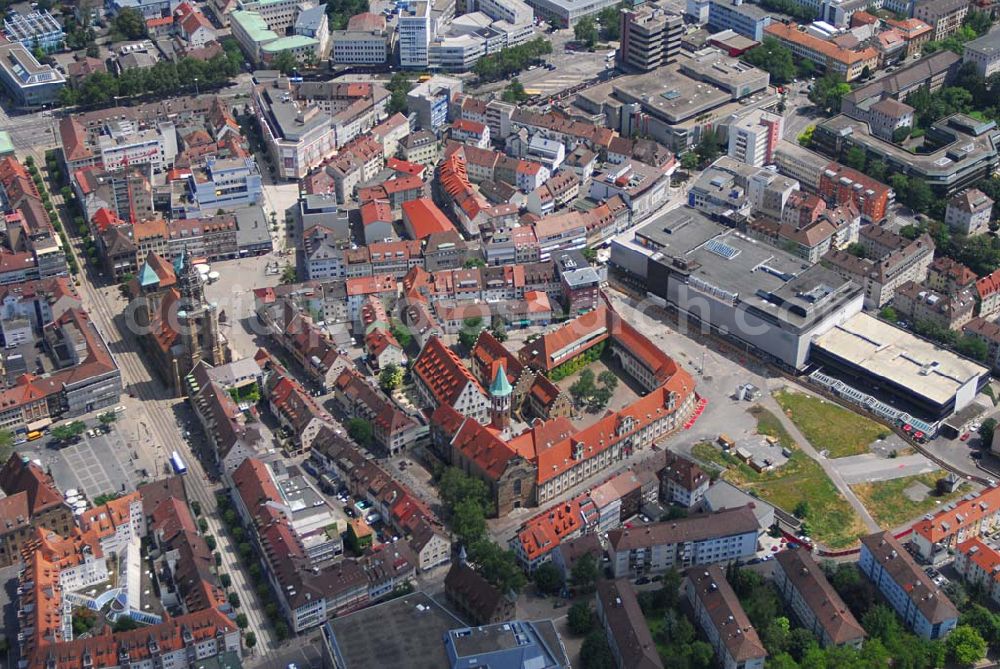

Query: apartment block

[945,188,994,236]
[859,531,959,639]
[606,505,759,578]
[685,566,767,669]
[773,549,865,648]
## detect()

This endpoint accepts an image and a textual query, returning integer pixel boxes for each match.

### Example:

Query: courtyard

[552,357,642,430]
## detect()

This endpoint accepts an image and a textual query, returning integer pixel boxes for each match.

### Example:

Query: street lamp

[194,78,199,96]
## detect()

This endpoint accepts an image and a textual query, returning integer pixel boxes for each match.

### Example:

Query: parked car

[961,432,971,442]
[634,577,651,585]
[343,505,357,518]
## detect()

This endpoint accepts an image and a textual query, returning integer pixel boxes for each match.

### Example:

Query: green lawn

[774,389,888,459]
[691,407,866,549]
[851,472,970,529]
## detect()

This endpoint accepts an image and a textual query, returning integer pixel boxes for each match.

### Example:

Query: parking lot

[19,421,141,501]
[301,459,404,547]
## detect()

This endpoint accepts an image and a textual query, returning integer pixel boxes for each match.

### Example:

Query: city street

[60,214,279,653]
[781,79,820,143]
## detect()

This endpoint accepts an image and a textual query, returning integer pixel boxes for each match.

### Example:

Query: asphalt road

[832,452,939,485]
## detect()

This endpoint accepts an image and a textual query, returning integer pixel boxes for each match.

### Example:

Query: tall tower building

[399,1,432,69]
[489,364,512,431]
[175,249,225,389]
[618,4,683,72]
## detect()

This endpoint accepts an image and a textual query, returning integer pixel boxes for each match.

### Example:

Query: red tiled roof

[913,486,1000,545]
[360,198,392,226]
[402,198,456,240]
[412,336,484,406]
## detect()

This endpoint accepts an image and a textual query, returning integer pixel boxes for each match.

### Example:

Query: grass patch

[774,389,887,459]
[691,407,866,549]
[851,471,969,529]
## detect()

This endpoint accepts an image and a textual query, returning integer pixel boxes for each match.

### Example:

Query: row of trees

[215,492,285,642]
[24,155,76,275]
[387,72,415,115]
[741,37,815,85]
[473,38,553,83]
[909,319,989,362]
[324,0,370,30]
[757,0,815,21]
[681,127,724,171]
[437,467,527,594]
[58,41,244,108]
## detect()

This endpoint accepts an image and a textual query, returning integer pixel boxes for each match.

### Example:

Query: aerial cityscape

[4,0,1000,667]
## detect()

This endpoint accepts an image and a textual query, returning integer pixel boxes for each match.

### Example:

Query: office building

[522,0,618,27]
[708,0,772,40]
[764,22,878,81]
[407,76,462,130]
[859,532,959,639]
[240,0,313,33]
[400,1,432,68]
[474,0,534,25]
[727,109,783,166]
[0,41,65,108]
[814,114,1000,196]
[618,4,683,72]
[331,12,393,64]
[107,0,179,19]
[230,9,321,66]
[965,29,1000,79]
[914,0,968,41]
[817,162,893,224]
[3,10,64,51]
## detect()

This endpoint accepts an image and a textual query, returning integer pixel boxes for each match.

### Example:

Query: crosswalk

[526,75,585,95]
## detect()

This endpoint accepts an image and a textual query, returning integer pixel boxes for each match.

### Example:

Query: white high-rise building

[727,109,784,167]
[400,1,432,68]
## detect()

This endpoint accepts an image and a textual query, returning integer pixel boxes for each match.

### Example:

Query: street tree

[271,50,299,75]
[532,562,562,595]
[947,625,987,667]
[568,601,594,635]
[570,552,598,592]
[574,17,598,48]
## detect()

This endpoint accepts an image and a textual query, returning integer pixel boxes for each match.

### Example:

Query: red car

[961,432,971,442]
